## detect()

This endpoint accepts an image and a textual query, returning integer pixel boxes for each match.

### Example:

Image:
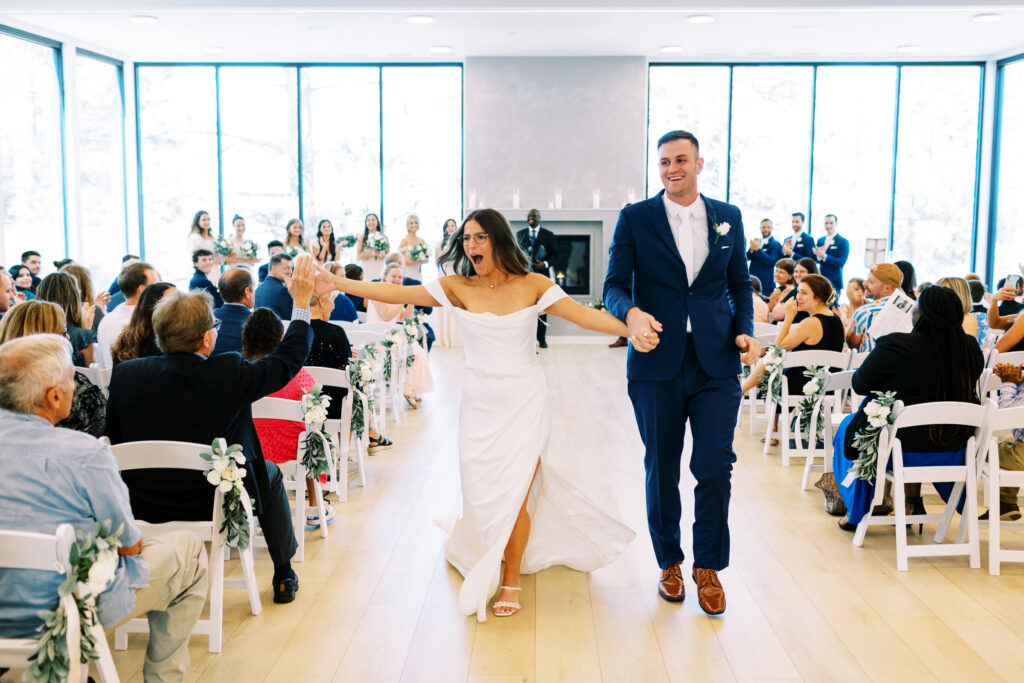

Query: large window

[811,66,897,280]
[74,53,126,288]
[137,66,219,282]
[993,59,1024,283]
[892,66,981,282]
[381,66,462,261]
[0,32,65,269]
[647,66,730,200]
[219,67,299,256]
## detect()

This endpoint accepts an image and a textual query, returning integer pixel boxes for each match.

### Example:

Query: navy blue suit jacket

[106,290,125,313]
[329,293,358,322]
[254,276,293,320]
[746,235,782,291]
[783,232,816,260]
[212,303,252,355]
[257,263,269,283]
[189,268,223,309]
[815,233,850,292]
[604,191,754,381]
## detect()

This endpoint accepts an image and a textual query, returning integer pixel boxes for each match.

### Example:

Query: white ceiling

[2,2,1024,62]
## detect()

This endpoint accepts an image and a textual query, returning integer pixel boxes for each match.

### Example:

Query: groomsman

[780,212,815,260]
[813,213,849,293]
[746,218,782,292]
[516,209,559,348]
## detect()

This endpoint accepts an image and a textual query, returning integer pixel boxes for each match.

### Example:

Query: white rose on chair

[85,543,119,598]
[305,405,328,424]
[864,400,891,429]
[802,378,821,396]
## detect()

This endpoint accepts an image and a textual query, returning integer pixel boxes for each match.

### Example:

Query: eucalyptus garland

[796,366,829,447]
[380,328,403,383]
[348,358,376,440]
[25,520,124,683]
[844,391,899,486]
[758,345,784,406]
[299,385,334,479]
[200,438,251,550]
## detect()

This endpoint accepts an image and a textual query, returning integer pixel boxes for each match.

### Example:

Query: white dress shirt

[662,193,709,331]
[95,303,135,370]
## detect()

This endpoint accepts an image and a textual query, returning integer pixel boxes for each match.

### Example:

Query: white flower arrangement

[380,328,403,383]
[347,358,376,440]
[200,439,251,549]
[27,520,124,683]
[214,236,234,256]
[758,345,784,405]
[845,391,899,485]
[409,243,430,263]
[796,366,829,447]
[286,245,305,258]
[713,221,731,245]
[240,239,258,259]
[365,232,390,255]
[402,316,426,368]
[298,385,334,479]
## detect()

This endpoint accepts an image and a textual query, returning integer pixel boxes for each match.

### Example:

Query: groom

[604,130,758,615]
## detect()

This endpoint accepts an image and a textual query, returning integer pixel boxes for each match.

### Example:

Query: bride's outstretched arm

[544,297,635,343]
[315,269,440,307]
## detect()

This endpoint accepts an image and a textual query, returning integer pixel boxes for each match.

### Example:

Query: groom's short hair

[657,130,699,154]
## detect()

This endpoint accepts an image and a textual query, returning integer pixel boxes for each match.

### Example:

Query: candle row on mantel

[467,189,638,210]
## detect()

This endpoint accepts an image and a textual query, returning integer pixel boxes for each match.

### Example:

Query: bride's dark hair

[438,209,531,277]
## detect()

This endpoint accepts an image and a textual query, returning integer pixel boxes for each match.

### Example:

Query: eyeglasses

[462,233,490,245]
[210,319,222,331]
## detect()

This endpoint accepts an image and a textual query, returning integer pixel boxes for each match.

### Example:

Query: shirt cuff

[291,308,312,324]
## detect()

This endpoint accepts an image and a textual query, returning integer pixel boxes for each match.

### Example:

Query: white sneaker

[305,504,336,526]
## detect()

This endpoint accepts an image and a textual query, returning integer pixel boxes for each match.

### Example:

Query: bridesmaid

[283,218,307,254]
[435,217,458,267]
[357,213,387,281]
[186,209,224,283]
[311,219,337,265]
[367,263,433,406]
[399,215,428,280]
[226,215,260,267]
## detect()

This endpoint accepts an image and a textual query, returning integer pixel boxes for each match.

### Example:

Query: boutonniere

[713,221,730,245]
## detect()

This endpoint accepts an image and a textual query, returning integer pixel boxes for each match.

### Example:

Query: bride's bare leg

[496,461,540,616]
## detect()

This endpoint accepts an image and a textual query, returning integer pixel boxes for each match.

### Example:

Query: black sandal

[368,434,393,454]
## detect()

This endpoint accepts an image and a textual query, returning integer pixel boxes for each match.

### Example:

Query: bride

[317,208,637,620]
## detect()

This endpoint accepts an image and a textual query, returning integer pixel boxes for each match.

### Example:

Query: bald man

[213,267,256,356]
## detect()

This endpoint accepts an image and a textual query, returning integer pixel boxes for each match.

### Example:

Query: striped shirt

[850,295,890,353]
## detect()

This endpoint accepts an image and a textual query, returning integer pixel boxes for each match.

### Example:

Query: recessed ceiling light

[973,13,1002,23]
[896,44,920,53]
[130,15,158,25]
[687,15,714,24]
[660,46,684,54]
[407,15,435,25]
[429,45,454,55]
[201,46,224,54]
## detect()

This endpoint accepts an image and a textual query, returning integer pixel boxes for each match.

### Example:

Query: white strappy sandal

[492,585,522,617]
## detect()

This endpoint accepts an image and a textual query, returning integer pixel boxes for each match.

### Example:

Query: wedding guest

[399,214,428,280]
[0,272,12,319]
[357,213,387,280]
[189,249,224,308]
[17,250,43,292]
[751,277,770,323]
[895,260,918,301]
[310,219,337,265]
[936,276,978,338]
[254,252,294,320]
[110,282,177,365]
[996,276,1024,316]
[846,263,903,352]
[780,212,815,259]
[325,263,358,322]
[367,263,433,407]
[345,263,366,312]
[105,255,140,312]
[213,267,255,355]
[515,209,559,349]
[772,258,819,321]
[967,279,990,346]
[989,285,1024,353]
[10,265,35,301]
[380,253,435,350]
[258,240,285,283]
[436,217,458,265]
[0,334,208,681]
[61,262,110,332]
[984,362,1024,520]
[813,214,850,294]
[833,286,984,530]
[36,272,96,366]
[747,218,783,292]
[283,218,307,254]
[840,277,866,326]
[225,215,260,266]
[244,308,334,525]
[97,262,158,369]
[766,258,796,314]
[186,210,224,280]
[0,301,106,437]
[107,255,318,605]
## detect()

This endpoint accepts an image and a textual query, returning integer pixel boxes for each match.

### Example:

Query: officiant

[516,208,559,348]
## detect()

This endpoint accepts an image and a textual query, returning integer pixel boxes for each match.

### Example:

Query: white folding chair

[982,328,1005,353]
[983,405,1024,575]
[75,363,110,397]
[305,365,365,502]
[764,349,849,467]
[754,321,777,337]
[0,524,119,682]
[801,370,855,491]
[740,333,781,435]
[988,349,1024,370]
[852,400,993,571]
[847,351,868,371]
[336,320,362,334]
[356,311,367,323]
[252,397,330,562]
[111,442,262,653]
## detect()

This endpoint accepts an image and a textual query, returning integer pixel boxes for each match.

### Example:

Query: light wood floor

[108,345,1024,683]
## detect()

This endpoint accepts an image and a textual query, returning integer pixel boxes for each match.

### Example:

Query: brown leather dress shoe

[609,337,628,348]
[691,567,726,615]
[658,562,685,602]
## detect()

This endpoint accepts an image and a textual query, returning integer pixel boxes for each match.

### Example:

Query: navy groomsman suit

[815,233,850,293]
[783,231,816,260]
[746,235,782,291]
[189,267,223,309]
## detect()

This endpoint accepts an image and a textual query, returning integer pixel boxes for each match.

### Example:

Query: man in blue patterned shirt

[986,362,1024,521]
[0,334,207,681]
[846,263,904,353]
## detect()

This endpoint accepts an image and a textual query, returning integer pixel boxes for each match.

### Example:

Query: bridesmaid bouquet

[214,236,234,256]
[409,243,430,263]
[337,234,358,249]
[27,520,124,683]
[240,240,258,259]
[365,232,390,256]
[200,438,251,550]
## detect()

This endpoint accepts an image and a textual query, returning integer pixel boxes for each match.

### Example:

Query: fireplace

[553,234,591,295]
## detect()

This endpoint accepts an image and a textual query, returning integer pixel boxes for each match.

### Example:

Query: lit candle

[512,189,520,209]
[554,189,563,209]
[592,190,600,209]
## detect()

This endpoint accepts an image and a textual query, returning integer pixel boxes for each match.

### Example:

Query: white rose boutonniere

[714,221,731,245]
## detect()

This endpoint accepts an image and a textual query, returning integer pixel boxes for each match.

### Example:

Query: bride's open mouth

[471,254,484,266]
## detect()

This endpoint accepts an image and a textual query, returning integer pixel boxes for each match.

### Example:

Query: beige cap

[872,263,904,290]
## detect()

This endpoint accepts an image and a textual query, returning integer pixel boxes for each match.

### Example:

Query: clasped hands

[625,307,761,364]
[994,362,1024,386]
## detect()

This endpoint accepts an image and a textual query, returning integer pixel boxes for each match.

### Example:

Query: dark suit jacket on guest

[746,235,782,292]
[258,263,269,284]
[329,294,358,322]
[516,226,559,277]
[815,233,850,293]
[189,268,224,309]
[254,275,293,320]
[212,303,253,356]
[783,232,816,260]
[106,319,313,521]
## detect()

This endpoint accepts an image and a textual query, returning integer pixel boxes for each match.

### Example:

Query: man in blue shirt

[746,218,782,292]
[781,212,815,260]
[254,252,294,320]
[0,334,207,680]
[213,267,255,355]
[813,213,850,294]
[257,240,285,284]
[189,248,224,308]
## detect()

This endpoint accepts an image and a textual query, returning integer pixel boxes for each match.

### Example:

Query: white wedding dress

[424,279,636,621]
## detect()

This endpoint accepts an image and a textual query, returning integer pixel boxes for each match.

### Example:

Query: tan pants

[114,531,208,682]
[998,437,1024,505]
